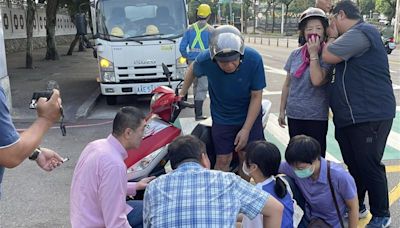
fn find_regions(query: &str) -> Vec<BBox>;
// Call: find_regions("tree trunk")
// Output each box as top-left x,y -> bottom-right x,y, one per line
26,0 -> 35,68
45,0 -> 60,60
271,5 -> 276,33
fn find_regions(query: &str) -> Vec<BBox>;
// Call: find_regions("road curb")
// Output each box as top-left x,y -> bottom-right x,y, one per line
75,87 -> 101,119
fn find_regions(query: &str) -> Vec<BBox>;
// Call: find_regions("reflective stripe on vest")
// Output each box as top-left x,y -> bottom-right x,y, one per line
190,23 -> 208,51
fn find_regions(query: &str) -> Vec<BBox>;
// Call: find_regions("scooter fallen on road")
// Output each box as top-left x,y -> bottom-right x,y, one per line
124,63 -> 272,181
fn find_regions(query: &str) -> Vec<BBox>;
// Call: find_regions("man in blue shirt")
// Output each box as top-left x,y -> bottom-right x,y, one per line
143,135 -> 283,228
179,25 -> 266,175
0,87 -> 64,199
179,4 -> 213,120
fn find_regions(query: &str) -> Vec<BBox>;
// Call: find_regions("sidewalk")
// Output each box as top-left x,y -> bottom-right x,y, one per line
6,45 -> 100,122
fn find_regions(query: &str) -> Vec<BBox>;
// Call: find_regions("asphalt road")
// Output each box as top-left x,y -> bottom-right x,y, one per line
0,41 -> 399,227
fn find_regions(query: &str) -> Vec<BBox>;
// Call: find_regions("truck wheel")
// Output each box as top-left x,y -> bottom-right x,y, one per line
106,96 -> 117,105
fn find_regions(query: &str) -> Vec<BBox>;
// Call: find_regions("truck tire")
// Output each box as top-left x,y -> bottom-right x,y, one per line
106,96 -> 117,105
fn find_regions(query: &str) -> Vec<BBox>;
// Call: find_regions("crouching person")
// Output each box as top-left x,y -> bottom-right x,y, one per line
70,107 -> 154,228
280,135 -> 359,228
143,135 -> 283,228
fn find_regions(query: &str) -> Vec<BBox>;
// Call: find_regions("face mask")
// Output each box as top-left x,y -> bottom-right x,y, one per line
294,165 -> 315,179
242,163 -> 252,176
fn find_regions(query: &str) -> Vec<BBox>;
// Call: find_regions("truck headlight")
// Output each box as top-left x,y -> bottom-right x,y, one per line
99,57 -> 114,71
101,72 -> 116,82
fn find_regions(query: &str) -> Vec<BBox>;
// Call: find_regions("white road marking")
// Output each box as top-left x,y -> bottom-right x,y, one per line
267,114 -> 341,163
264,65 -> 287,75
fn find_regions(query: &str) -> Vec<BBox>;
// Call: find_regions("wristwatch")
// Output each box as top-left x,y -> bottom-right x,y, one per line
29,148 -> 42,161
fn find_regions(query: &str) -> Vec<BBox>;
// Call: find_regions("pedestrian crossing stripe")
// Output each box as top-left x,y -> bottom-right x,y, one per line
266,113 -> 400,162
178,112 -> 400,162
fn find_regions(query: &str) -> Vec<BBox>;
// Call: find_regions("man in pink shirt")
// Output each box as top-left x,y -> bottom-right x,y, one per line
70,106 -> 154,228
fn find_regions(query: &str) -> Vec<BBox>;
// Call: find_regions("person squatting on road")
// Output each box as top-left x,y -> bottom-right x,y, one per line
70,107 -> 154,228
322,1 -> 396,227
280,135 -> 359,228
179,4 -> 213,120
279,7 -> 333,157
143,135 -> 284,228
241,141 -> 298,228
179,25 -> 266,177
0,87 -> 64,199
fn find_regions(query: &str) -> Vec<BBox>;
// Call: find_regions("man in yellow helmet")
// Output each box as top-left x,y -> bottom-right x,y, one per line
179,4 -> 213,121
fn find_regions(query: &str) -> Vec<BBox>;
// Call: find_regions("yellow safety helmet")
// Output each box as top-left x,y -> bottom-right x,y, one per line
110,26 -> 124,37
197,4 -> 211,18
144,25 -> 159,35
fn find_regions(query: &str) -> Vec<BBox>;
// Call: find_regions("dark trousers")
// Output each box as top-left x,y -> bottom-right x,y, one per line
335,119 -> 393,217
288,118 -> 328,157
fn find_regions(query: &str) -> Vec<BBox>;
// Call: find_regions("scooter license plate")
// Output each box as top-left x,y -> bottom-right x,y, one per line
388,43 -> 396,49
136,85 -> 155,94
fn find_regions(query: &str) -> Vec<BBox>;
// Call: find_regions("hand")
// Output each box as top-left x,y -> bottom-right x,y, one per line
234,128 -> 250,152
36,89 -> 62,123
307,35 -> 321,58
36,147 -> 64,171
136,176 -> 156,191
327,22 -> 339,39
278,112 -> 286,128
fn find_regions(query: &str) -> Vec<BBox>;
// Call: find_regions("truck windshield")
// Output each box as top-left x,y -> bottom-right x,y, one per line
96,0 -> 187,40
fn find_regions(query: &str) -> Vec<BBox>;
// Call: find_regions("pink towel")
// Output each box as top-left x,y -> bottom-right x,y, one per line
293,45 -> 310,78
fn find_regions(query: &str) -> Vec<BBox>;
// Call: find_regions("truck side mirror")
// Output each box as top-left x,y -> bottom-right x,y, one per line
75,13 -> 87,35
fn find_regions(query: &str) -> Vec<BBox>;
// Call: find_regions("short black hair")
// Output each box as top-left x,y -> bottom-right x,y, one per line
168,135 -> 206,169
332,0 -> 361,20
245,141 -> 281,178
244,141 -> 287,198
285,135 -> 321,165
112,106 -> 145,136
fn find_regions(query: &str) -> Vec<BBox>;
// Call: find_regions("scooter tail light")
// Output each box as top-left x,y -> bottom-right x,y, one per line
127,147 -> 165,173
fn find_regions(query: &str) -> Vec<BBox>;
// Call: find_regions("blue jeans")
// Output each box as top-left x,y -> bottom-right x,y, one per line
127,200 -> 143,228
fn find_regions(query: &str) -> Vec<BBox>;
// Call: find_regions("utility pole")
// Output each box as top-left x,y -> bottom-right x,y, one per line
394,0 -> 400,42
240,0 -> 243,32
280,3 -> 284,34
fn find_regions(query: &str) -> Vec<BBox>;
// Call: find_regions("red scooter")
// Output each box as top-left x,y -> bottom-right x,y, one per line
124,63 -> 272,180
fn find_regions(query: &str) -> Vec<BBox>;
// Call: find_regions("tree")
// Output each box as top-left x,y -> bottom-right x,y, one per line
376,0 -> 397,23
288,0 -> 314,14
45,0 -> 61,60
280,0 -> 295,27
26,0 -> 36,68
359,0 -> 375,16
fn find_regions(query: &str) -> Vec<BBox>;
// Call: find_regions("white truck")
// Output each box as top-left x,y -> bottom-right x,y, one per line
88,0 -> 188,105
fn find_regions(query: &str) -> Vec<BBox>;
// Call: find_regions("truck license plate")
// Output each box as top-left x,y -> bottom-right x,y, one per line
136,85 -> 155,94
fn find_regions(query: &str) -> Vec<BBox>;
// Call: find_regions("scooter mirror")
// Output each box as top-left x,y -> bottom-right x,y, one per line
161,63 -> 172,88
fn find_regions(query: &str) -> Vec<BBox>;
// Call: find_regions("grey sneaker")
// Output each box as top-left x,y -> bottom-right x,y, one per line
366,216 -> 391,228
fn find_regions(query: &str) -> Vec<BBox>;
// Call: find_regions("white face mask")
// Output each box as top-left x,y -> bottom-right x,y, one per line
242,163 -> 252,176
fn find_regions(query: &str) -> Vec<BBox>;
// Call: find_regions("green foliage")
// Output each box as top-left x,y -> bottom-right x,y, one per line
289,0 -> 314,14
375,0 -> 396,21
359,0 -> 375,15
187,0 -> 215,24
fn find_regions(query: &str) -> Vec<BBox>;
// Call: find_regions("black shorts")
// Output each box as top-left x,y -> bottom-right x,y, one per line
211,114 -> 265,155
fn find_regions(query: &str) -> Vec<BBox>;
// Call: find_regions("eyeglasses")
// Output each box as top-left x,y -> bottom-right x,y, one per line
329,13 -> 338,20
